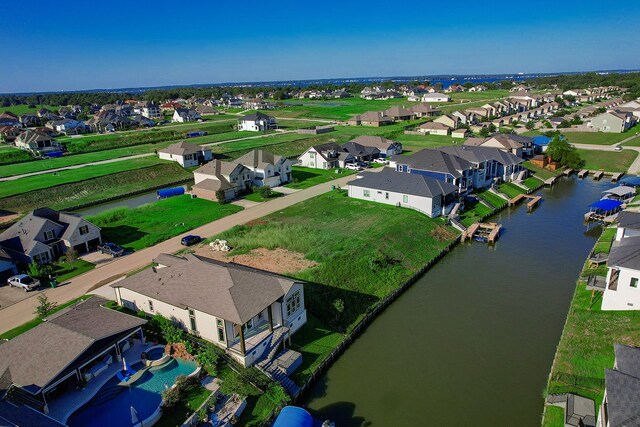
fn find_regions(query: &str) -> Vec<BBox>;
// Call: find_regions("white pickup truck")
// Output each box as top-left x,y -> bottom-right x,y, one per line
7,274 -> 40,292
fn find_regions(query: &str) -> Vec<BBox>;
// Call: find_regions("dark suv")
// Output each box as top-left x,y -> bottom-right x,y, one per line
181,235 -> 202,246
97,242 -> 125,257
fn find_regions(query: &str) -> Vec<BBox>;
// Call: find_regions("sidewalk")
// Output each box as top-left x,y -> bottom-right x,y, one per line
0,173 -> 361,335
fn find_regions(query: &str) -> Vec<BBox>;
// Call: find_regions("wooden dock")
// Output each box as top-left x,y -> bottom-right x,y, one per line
563,168 -> 574,176
509,193 -> 542,211
462,222 -> 502,243
612,172 -> 624,182
578,170 -> 589,178
544,176 -> 559,186
593,171 -> 604,181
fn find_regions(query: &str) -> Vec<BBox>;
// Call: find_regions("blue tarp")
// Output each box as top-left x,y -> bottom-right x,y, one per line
619,176 -> 640,187
46,151 -> 64,158
532,136 -> 551,146
157,187 -> 185,199
589,199 -> 623,211
273,407 -> 313,427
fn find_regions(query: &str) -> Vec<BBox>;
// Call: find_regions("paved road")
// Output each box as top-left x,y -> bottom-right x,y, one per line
0,173 -> 361,335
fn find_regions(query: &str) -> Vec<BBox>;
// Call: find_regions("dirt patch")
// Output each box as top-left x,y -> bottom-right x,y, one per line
195,246 -> 318,275
245,219 -> 268,226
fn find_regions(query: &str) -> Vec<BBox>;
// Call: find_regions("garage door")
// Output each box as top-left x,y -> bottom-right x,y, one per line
0,267 -> 16,283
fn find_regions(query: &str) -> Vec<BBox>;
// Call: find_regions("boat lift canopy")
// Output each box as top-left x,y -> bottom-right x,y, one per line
619,176 -> 640,187
588,199 -> 624,214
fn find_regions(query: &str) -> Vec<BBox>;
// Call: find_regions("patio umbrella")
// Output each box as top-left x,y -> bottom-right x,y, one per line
131,405 -> 141,426
123,357 -> 127,372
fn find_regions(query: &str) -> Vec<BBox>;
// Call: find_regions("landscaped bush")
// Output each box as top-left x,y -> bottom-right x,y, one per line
161,375 -> 200,409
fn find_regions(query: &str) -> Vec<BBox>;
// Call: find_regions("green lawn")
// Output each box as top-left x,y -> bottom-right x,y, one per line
575,149 -> 638,173
448,90 -> 509,101
523,161 -> 561,180
497,182 -> 526,199
0,156 -> 165,198
0,295 -> 92,340
285,167 -> 356,190
475,189 -> 508,208
0,146 -> 32,166
290,313 -> 345,385
155,384 -> 211,427
563,131 -> 637,146
459,199 -> 493,227
244,191 -> 284,202
1,163 -> 193,214
394,133 -> 464,152
214,190 -> 457,332
523,176 -> 544,190
542,227 -> 640,426
51,259 -> 95,282
1,104 -> 57,116
88,195 -> 243,251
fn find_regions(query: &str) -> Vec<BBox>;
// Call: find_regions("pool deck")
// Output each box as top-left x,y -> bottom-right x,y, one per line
47,341 -> 149,424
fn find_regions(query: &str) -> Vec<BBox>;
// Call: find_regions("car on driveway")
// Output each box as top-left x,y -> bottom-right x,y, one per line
7,274 -> 40,292
98,242 -> 125,257
345,163 -> 362,171
181,235 -> 202,246
373,158 -> 388,164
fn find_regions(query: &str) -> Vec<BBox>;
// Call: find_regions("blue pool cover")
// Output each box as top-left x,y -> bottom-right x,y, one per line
619,176 -> 640,187
157,187 -> 185,199
589,199 -> 623,211
274,406 -> 313,427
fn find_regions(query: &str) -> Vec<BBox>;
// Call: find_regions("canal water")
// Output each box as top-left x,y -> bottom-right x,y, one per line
303,176 -> 612,426
74,184 -> 188,216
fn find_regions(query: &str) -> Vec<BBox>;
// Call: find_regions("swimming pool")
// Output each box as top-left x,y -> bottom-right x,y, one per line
66,358 -> 198,427
146,347 -> 165,361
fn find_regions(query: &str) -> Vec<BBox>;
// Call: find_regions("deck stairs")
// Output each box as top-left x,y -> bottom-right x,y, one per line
256,327 -> 300,397
4,385 -> 46,412
449,217 -> 466,232
447,202 -> 462,219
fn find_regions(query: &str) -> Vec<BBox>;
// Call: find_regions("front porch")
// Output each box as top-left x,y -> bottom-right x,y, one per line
46,337 -> 149,423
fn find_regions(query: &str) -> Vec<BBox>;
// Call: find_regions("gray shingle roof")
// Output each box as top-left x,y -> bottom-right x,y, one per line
112,254 -> 300,325
391,149 -> 472,178
159,141 -> 208,156
439,145 -> 524,167
239,112 -> 273,121
348,168 -> 458,198
0,296 -> 145,394
340,141 -> 380,158
618,212 -> 640,230
349,135 -> 399,151
608,236 -> 640,270
605,366 -> 640,426
235,149 -> 285,169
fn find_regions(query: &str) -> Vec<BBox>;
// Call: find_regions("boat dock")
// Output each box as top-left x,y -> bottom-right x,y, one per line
544,176 -> 559,186
563,168 -> 574,176
509,194 -> 543,211
462,222 -> 502,244
612,172 -> 624,182
593,171 -> 604,180
578,170 -> 589,178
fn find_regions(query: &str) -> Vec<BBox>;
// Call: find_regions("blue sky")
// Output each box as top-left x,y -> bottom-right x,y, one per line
2,0 -> 640,93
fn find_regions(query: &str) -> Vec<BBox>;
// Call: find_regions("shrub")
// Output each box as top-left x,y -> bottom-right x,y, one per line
64,247 -> 78,264
195,342 -> 222,375
257,185 -> 272,199
34,294 -> 57,318
154,314 -> 183,344
220,370 -> 255,397
215,189 -> 227,204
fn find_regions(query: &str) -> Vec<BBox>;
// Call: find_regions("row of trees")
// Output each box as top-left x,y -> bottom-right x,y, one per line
529,71 -> 640,101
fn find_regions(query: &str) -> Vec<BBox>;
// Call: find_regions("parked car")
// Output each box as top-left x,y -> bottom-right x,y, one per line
181,235 -> 202,246
7,274 -> 40,292
615,146 -> 623,151
98,242 -> 125,257
358,161 -> 372,168
373,158 -> 388,164
345,163 -> 362,171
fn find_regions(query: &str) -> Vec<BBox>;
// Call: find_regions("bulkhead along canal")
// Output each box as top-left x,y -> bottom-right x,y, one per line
303,176 -> 611,426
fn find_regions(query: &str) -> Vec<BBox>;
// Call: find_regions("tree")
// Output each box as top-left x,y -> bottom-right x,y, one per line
558,120 -> 571,128
65,247 -> 78,264
525,121 -> 536,130
257,185 -> 272,199
154,314 -> 183,344
196,342 -> 222,375
332,299 -> 344,322
479,127 -> 490,137
547,136 -> 583,169
215,189 -> 227,205
27,261 -> 52,280
34,294 -> 57,318
462,82 -> 473,89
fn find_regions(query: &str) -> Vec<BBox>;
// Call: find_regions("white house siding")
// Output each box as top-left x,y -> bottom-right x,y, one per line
298,149 -> 331,169
602,266 -> 640,310
348,184 -> 439,218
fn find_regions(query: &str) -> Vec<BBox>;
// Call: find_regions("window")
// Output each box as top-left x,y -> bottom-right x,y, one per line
385,192 -> 389,200
286,290 -> 301,317
148,300 -> 154,312
243,319 -> 254,333
631,278 -> 639,288
33,252 -> 49,264
188,309 -> 197,332
43,230 -> 55,241
363,189 -> 370,197
217,319 -> 225,343
403,195 -> 408,203
79,225 -> 89,235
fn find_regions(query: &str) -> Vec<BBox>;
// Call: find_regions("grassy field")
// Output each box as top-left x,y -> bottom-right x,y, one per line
88,195 -> 243,251
394,133 -> 464,152
459,199 -> 493,227
448,89 -> 509,101
523,176 -> 544,190
0,145 -> 32,166
542,227 -> 640,425
0,156 -> 165,198
244,191 -> 284,202
52,259 -> 95,282
1,104 -> 57,116
276,97 -> 419,120
564,131 -> 638,146
286,167 -> 356,190
475,189 -> 508,208
0,163 -> 193,214
575,149 -> 638,173
523,160 -> 562,180
213,190 -> 457,332
497,182 -> 526,199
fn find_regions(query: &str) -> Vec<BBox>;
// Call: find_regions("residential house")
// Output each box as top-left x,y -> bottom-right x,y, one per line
0,126 -> 21,143
421,93 -> 451,103
172,108 -> 201,123
409,103 -> 440,118
87,111 -> 135,133
158,141 -> 213,167
416,121 -> 451,136
439,145 -> 525,188
192,159 -> 252,201
452,110 -> 476,125
0,112 -> 21,127
465,133 -> 533,157
347,168 -> 458,218
340,141 -> 380,162
14,129 -> 60,153
434,114 -> 459,129
383,106 -> 415,121
346,111 -> 393,127
0,296 -> 146,421
133,101 -> 161,119
0,247 -> 18,282
589,111 -> 636,133
297,142 -> 354,169
20,113 -> 40,127
620,99 -> 640,110
235,149 -> 293,187
596,344 -> 640,427
112,253 -> 307,368
391,148 -> 475,194
46,118 -> 83,133
349,135 -> 402,157
237,112 -> 277,131
445,84 -> 465,93
195,105 -> 219,115
0,207 -> 102,266
452,128 -> 471,139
